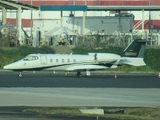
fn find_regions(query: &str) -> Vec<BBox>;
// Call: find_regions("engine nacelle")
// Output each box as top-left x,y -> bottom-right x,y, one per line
88,53 -> 121,63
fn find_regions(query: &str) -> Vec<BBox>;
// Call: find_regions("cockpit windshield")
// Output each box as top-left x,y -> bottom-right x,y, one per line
23,56 -> 38,61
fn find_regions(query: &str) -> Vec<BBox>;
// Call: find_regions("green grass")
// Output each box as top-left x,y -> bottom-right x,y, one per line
22,107 -> 160,120
107,65 -> 156,73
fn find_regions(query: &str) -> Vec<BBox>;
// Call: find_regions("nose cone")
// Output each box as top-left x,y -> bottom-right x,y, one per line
3,62 -> 20,70
3,64 -> 12,70
3,60 -> 24,70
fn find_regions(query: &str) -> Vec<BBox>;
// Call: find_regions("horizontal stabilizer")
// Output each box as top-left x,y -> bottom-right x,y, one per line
120,57 -> 146,66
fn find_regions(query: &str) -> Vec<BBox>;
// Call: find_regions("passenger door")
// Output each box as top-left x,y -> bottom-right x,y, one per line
40,56 -> 47,65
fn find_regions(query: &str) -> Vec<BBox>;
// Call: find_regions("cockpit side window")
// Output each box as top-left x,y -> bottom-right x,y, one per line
23,56 -> 38,61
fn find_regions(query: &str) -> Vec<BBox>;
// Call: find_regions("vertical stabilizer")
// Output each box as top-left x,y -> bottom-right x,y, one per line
122,39 -> 147,58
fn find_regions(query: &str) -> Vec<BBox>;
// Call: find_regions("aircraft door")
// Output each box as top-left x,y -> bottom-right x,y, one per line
40,56 -> 47,65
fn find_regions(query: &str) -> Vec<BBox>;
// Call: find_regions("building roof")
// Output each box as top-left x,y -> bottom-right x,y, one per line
40,5 -> 160,11
0,0 -> 39,10
87,6 -> 160,11
16,0 -> 160,6
40,6 -> 87,11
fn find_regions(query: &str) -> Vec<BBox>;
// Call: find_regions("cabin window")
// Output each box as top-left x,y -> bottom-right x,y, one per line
50,59 -> 53,62
67,59 -> 70,63
56,59 -> 59,62
62,59 -> 64,63
73,59 -> 76,63
23,56 -> 38,61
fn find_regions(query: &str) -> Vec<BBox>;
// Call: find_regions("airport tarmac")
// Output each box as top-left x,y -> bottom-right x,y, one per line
0,71 -> 160,88
0,87 -> 160,106
0,71 -> 160,107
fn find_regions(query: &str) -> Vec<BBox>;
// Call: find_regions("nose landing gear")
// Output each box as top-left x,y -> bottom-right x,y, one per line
18,72 -> 23,78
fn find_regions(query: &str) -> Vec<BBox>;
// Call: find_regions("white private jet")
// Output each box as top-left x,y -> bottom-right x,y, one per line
3,39 -> 147,77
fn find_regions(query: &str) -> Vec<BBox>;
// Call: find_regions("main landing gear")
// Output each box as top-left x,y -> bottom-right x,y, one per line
76,71 -> 82,77
85,70 -> 91,77
76,70 -> 91,77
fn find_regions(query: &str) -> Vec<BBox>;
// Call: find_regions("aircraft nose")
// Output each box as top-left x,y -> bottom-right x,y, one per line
3,64 -> 15,70
3,61 -> 23,70
3,65 -> 10,69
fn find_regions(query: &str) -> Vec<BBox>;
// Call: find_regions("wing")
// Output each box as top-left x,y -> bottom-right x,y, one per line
65,58 -> 124,71
65,64 -> 108,71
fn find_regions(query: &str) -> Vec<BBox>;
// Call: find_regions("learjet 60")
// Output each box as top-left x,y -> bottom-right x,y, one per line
3,39 -> 147,77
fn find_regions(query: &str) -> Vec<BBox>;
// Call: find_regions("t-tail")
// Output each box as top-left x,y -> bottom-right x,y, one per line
119,39 -> 148,66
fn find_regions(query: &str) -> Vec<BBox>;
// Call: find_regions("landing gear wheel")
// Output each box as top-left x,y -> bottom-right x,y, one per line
85,70 -> 91,77
18,72 -> 23,78
77,71 -> 82,77
85,75 -> 90,77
